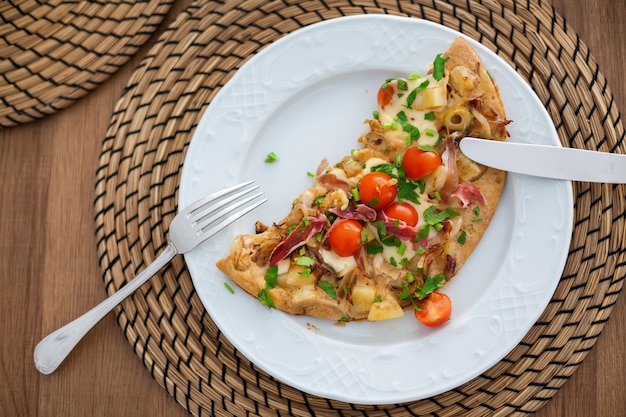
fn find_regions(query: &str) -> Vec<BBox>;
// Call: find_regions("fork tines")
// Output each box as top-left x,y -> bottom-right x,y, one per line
187,181 -> 266,237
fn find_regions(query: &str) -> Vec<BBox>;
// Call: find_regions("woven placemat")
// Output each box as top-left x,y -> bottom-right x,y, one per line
94,0 -> 625,415
0,0 -> 175,128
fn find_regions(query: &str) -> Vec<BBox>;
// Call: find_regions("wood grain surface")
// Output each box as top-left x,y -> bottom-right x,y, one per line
1,1 -> 624,416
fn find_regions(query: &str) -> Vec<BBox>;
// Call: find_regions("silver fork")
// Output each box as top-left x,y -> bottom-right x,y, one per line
34,181 -> 266,375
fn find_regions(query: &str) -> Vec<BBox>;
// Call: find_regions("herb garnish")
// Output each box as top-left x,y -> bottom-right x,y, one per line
258,265 -> 278,308
405,79 -> 430,108
224,282 -> 235,294
423,206 -> 460,230
265,152 -> 279,163
318,280 -> 337,299
395,111 -> 421,141
457,230 -> 467,244
415,274 -> 446,300
365,241 -> 384,254
258,289 -> 276,308
264,265 -> 278,289
433,54 -> 450,81
399,281 -> 411,300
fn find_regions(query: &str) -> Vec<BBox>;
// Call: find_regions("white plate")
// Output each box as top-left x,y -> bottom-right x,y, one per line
179,15 -> 573,404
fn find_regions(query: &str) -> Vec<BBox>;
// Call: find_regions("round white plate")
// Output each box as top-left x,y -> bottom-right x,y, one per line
179,15 -> 573,405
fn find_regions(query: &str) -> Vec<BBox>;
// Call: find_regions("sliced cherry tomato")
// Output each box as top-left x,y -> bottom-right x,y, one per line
383,202 -> 419,227
327,219 -> 363,257
413,292 -> 452,327
402,146 -> 442,180
377,81 -> 396,109
359,172 -> 397,210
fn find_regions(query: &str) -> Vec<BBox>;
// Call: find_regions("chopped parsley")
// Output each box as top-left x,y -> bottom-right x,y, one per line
264,265 -> 278,289
405,79 -> 430,108
318,280 -> 337,299
458,230 -> 467,244
265,151 -> 279,163
370,162 -> 422,205
395,111 -> 421,140
365,241 -> 384,254
381,78 -> 396,90
258,289 -> 275,308
423,206 -> 460,228
397,180 -> 421,205
258,265 -> 278,308
294,255 -> 315,267
399,281 -> 411,300
396,79 -> 409,91
472,205 -> 483,222
418,145 -> 438,153
415,274 -> 446,300
433,54 -> 450,81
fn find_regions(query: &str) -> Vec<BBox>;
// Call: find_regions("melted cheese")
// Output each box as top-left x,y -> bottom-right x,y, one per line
319,248 -> 357,276
377,75 -> 443,148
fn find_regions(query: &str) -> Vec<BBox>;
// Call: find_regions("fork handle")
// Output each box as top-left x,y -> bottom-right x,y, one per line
34,243 -> 178,375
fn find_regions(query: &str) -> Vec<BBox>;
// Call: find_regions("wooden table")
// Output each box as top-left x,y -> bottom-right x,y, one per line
1,1 -> 624,416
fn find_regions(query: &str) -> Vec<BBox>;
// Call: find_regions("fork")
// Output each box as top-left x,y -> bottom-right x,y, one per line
34,181 -> 266,375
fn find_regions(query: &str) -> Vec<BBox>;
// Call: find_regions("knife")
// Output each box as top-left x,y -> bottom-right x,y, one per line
459,137 -> 626,183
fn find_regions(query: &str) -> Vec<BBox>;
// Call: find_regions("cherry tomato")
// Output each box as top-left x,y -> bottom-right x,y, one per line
327,219 -> 363,257
413,292 -> 452,327
359,172 -> 397,210
402,146 -> 442,180
383,202 -> 419,227
377,82 -> 396,109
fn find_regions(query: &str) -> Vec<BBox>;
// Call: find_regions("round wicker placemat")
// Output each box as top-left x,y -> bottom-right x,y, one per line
0,0 -> 175,128
94,0 -> 626,415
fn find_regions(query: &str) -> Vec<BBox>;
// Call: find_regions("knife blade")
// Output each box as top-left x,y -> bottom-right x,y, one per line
459,137 -> 626,183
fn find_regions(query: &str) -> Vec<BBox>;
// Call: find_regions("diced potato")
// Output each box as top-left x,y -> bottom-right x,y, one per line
415,84 -> 447,110
457,152 -> 486,182
367,296 -> 405,321
277,264 -> 316,288
351,284 -> 376,315
449,66 -> 478,93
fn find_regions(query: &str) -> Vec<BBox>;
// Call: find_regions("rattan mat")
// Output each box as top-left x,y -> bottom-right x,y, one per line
0,0 -> 175,128
94,0 -> 626,415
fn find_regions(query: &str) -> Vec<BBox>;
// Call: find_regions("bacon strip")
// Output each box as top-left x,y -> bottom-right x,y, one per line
378,210 -> 419,240
315,158 -> 352,193
329,204 -> 377,222
439,134 -> 459,201
269,214 -> 328,266
451,182 -> 486,208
